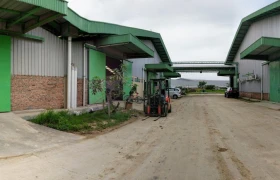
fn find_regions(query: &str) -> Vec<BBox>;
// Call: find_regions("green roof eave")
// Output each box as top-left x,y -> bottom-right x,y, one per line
163,72 -> 181,78
225,1 -> 280,64
240,37 -> 280,61
218,70 -> 235,76
145,64 -> 173,72
97,34 -> 154,58
17,0 -> 68,15
63,8 -> 171,63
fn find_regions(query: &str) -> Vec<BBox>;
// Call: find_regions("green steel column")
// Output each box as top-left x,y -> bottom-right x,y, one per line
123,61 -> 133,99
0,35 -> 11,112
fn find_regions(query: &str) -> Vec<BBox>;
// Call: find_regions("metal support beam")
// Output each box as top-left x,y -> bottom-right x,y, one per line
7,7 -> 41,28
172,61 -> 225,64
0,30 -> 44,41
0,7 -> 38,18
24,13 -> 61,33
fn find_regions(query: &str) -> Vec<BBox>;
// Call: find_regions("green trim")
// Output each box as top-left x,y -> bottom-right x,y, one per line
97,34 -> 154,58
17,0 -> 68,15
7,7 -> 41,28
0,30 -> 44,41
0,35 -> 11,112
225,1 -> 280,64
217,70 -> 235,76
63,8 -> 171,63
163,72 -> 181,78
145,64 -> 173,72
240,37 -> 280,60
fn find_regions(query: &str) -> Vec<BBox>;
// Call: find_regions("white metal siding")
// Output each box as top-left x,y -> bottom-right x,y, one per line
232,15 -> 280,93
12,27 -> 67,77
130,40 -> 162,78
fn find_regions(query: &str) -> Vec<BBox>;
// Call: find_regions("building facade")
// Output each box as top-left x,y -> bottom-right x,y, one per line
224,1 -> 280,102
0,0 -> 172,112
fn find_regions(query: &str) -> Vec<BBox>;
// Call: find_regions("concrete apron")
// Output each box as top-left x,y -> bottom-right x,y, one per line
0,102 -> 142,158
0,112 -> 83,158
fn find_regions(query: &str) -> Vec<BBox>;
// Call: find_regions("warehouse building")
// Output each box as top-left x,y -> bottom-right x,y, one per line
225,1 -> 280,102
0,0 -> 173,112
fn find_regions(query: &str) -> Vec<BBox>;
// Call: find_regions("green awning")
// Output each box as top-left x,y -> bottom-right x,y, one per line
96,34 -> 154,58
240,37 -> 280,61
217,70 -> 235,76
145,64 -> 173,72
163,72 -> 181,78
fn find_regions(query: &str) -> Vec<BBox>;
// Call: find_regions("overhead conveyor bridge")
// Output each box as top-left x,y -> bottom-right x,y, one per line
170,61 -> 239,88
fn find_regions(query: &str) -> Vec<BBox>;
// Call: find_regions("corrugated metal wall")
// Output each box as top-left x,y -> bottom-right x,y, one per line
130,40 -> 162,78
232,15 -> 280,93
12,27 -> 67,77
72,42 -> 88,79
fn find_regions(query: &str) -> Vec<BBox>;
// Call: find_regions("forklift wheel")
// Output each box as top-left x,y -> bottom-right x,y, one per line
168,105 -> 172,113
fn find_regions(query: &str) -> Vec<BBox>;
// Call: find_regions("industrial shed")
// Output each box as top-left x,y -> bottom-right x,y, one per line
0,0 -> 172,112
225,1 -> 280,102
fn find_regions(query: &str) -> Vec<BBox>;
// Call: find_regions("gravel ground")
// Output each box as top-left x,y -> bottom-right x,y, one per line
1,95 -> 280,180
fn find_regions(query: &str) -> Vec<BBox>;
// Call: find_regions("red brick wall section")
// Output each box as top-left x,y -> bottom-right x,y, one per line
240,91 -> 269,101
77,79 -> 88,107
12,75 -> 65,111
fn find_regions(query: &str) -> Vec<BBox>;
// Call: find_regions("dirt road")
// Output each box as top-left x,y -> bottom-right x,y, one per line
1,95 -> 280,180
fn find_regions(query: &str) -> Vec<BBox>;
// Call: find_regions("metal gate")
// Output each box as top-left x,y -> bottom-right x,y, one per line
270,61 -> 280,102
88,49 -> 106,104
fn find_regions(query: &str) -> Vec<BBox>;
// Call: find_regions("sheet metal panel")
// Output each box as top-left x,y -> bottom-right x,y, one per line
233,15 -> 280,93
72,42 -> 85,78
130,40 -> 162,79
12,27 -> 67,77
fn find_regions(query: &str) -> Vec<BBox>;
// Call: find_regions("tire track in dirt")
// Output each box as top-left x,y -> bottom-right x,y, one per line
201,97 -> 252,180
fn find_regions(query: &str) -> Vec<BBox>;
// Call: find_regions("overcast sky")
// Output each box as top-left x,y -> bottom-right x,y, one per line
67,0 -> 277,80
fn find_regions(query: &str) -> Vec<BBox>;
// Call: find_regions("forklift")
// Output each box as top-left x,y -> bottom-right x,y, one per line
143,78 -> 172,117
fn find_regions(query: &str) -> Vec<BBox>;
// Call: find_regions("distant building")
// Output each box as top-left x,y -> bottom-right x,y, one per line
171,78 -> 229,88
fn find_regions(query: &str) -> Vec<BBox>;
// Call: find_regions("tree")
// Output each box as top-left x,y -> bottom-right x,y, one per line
205,85 -> 215,90
89,64 -> 128,117
198,81 -> 207,89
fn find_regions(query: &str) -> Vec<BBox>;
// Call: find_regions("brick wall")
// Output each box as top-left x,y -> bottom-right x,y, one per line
240,91 -> 269,101
77,79 -> 88,107
11,75 -> 65,111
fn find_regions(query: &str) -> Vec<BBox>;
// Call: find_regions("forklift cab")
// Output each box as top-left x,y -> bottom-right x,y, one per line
144,79 -> 171,117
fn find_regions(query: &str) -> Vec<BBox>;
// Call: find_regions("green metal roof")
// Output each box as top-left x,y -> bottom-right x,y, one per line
225,1 -> 280,65
96,34 -> 154,58
18,0 -> 67,15
63,8 -> 171,63
0,0 -> 67,34
217,70 -> 235,76
145,64 -> 173,72
163,72 -> 181,78
240,37 -> 280,61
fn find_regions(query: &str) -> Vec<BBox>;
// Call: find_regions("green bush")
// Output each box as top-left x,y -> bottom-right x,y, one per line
30,109 -> 134,132
205,85 -> 215,90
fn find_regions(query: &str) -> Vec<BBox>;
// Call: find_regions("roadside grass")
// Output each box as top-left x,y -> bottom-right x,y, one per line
187,89 -> 225,94
30,108 -> 141,133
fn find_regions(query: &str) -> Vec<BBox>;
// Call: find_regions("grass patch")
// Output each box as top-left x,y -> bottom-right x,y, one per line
187,89 -> 225,94
30,108 -> 141,133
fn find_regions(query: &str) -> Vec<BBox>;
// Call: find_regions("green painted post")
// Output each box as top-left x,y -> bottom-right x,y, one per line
0,35 -> 11,112
123,61 -> 132,99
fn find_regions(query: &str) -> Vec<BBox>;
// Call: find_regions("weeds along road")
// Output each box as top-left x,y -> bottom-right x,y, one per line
1,95 -> 280,180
